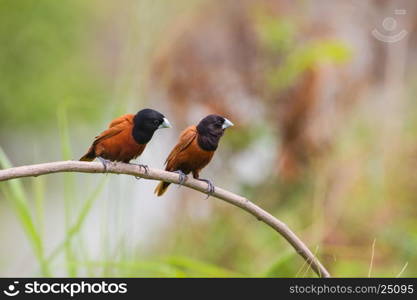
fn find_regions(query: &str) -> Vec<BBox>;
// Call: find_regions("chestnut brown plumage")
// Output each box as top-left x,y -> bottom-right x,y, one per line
154,114 -> 233,196
80,109 -> 171,164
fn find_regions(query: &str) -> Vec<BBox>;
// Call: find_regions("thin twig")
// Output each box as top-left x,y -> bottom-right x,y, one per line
368,238 -> 376,278
303,246 -> 320,278
0,160 -> 331,277
396,262 -> 408,278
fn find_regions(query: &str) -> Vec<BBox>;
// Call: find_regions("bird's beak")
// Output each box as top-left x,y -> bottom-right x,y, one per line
222,118 -> 234,129
159,117 -> 172,129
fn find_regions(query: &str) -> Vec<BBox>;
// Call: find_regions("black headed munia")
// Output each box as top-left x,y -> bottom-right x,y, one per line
80,109 -> 171,169
154,114 -> 233,196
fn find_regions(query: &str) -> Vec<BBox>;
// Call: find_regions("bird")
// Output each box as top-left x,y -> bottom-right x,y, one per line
80,108 -> 171,171
154,114 -> 233,196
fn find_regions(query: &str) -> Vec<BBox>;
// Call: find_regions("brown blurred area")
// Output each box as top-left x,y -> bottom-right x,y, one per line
150,0 -> 417,180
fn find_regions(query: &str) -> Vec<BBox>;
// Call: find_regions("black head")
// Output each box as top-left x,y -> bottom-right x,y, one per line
132,109 -> 171,144
196,114 -> 234,151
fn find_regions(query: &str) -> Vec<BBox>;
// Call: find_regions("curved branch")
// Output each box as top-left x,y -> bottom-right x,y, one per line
0,160 -> 330,277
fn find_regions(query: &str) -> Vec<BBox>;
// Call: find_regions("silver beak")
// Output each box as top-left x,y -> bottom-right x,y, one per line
222,118 -> 234,129
159,117 -> 172,129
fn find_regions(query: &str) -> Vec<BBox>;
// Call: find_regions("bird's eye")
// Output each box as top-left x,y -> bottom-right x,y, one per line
153,120 -> 160,125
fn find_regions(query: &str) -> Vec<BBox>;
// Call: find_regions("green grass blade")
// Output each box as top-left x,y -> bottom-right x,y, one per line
57,106 -> 77,276
47,177 -> 107,263
32,176 -> 45,238
164,256 -> 243,277
263,250 -> 296,277
0,147 -> 50,276
71,260 -> 187,277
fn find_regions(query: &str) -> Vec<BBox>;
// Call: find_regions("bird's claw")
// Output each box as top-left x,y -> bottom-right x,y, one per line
138,164 -> 150,175
198,179 -> 215,198
98,157 -> 111,173
131,163 -> 149,180
174,170 -> 187,188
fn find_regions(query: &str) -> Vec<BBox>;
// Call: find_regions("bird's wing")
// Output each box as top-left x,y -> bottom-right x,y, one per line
108,114 -> 134,128
165,125 -> 197,170
93,114 -> 134,146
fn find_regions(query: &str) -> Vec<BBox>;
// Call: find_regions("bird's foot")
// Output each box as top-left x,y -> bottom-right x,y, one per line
198,178 -> 215,198
138,164 -> 150,175
174,170 -> 187,188
98,157 -> 111,173
131,163 -> 149,179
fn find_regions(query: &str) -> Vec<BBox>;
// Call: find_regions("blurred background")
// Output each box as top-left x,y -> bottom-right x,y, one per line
1,0 -> 417,277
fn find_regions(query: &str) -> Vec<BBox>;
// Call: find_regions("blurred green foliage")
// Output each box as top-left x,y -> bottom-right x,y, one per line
267,41 -> 351,92
0,146 -> 49,275
254,11 -> 351,93
0,0 -> 106,128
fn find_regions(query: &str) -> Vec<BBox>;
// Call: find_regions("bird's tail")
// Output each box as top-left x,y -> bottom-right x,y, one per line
154,181 -> 171,197
79,147 -> 96,162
